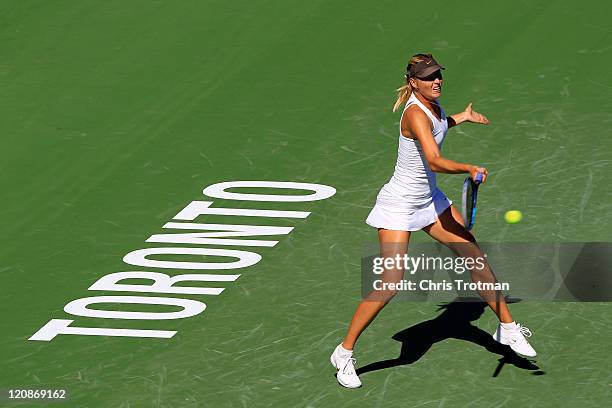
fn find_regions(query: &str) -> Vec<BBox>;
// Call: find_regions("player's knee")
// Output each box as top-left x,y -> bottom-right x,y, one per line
368,287 -> 399,302
450,240 -> 482,260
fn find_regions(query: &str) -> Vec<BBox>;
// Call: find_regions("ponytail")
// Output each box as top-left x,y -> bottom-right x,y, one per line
392,82 -> 412,112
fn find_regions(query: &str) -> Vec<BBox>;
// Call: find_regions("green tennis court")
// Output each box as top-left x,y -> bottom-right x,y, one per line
2,0 -> 611,406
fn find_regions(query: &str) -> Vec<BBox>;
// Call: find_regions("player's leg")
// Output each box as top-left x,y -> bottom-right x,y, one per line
423,205 -> 512,321
331,228 -> 410,388
423,205 -> 536,357
342,228 -> 409,349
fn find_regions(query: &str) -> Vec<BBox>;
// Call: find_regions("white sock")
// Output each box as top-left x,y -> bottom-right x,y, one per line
337,343 -> 353,357
501,321 -> 517,330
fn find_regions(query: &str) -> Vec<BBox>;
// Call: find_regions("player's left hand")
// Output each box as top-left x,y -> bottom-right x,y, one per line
464,103 -> 490,125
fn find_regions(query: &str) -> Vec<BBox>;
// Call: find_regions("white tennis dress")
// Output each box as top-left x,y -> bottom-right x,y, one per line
366,93 -> 452,231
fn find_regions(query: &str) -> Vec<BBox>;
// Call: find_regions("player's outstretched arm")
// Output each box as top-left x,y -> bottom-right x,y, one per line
448,103 -> 490,128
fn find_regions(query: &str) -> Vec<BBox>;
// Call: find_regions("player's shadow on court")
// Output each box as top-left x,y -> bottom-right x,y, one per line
357,297 -> 544,378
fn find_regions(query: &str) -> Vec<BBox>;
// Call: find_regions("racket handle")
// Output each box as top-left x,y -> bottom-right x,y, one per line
475,172 -> 484,184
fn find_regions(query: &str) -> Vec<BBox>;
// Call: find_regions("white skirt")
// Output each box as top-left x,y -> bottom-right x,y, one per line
365,187 -> 452,231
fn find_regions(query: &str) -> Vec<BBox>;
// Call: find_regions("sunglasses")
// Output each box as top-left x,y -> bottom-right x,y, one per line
417,70 -> 443,81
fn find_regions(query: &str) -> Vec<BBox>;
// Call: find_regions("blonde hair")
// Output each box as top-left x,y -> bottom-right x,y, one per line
392,53 -> 432,112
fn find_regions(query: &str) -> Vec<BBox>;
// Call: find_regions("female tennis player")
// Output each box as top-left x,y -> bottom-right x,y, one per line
330,53 -> 536,388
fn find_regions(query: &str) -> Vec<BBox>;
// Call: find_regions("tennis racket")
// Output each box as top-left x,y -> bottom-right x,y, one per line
461,172 -> 483,231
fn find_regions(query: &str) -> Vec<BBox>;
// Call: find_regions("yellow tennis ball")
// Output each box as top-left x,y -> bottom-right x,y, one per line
504,210 -> 523,224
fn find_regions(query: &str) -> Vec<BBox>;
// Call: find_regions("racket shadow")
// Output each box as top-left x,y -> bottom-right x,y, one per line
356,297 -> 543,377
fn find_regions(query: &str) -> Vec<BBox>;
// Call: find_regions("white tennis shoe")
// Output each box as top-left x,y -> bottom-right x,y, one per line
330,344 -> 362,388
492,322 -> 537,357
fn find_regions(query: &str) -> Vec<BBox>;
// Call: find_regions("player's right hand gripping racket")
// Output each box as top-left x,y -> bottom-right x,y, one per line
461,172 -> 483,231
